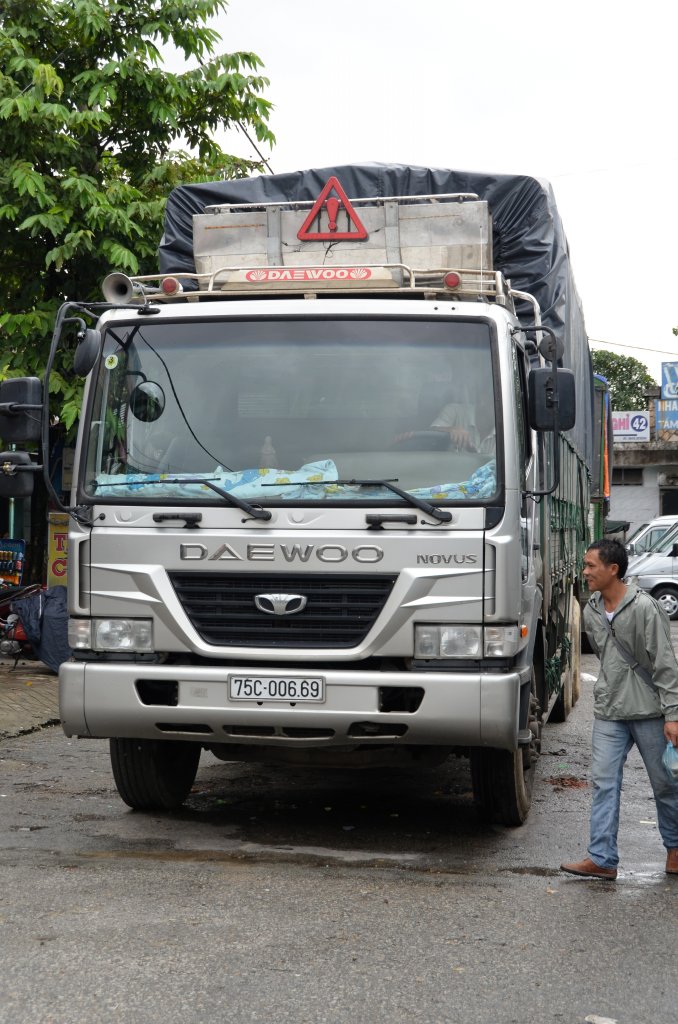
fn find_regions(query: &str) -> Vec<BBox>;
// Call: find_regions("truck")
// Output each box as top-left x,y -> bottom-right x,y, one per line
0,164 -> 609,825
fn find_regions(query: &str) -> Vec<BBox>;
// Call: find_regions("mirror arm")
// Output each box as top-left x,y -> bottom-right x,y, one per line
41,302 -> 79,515
0,460 -> 43,476
514,324 -> 561,497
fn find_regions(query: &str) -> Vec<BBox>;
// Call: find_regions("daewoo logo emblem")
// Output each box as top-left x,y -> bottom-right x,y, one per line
254,593 -> 308,616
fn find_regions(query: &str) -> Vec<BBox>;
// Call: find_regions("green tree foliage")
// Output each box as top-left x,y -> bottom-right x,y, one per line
591,349 -> 656,411
0,0 -> 274,430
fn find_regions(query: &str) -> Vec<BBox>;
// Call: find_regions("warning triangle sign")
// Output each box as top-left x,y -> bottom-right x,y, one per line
297,176 -> 368,241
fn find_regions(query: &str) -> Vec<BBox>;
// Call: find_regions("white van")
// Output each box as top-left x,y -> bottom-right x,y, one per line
625,515 -> 678,556
627,521 -> 678,619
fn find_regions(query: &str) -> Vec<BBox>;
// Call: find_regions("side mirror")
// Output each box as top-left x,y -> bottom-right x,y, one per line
671,543 -> 678,559
0,377 -> 43,443
627,542 -> 636,555
129,381 -> 165,422
528,368 -> 576,431
73,328 -> 102,376
0,451 -> 38,497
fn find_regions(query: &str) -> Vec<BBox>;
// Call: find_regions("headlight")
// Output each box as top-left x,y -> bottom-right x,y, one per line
414,624 -> 521,659
68,618 -> 153,652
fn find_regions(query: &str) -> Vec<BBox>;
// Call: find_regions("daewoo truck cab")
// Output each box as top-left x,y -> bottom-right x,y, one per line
0,164 -> 607,825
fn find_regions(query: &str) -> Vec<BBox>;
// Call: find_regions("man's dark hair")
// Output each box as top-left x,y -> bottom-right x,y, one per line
587,538 -> 628,580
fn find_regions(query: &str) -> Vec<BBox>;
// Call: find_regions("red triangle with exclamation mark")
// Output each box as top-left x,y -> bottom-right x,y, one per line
297,176 -> 369,241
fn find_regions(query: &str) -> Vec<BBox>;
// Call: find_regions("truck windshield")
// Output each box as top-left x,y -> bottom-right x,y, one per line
83,317 -> 499,506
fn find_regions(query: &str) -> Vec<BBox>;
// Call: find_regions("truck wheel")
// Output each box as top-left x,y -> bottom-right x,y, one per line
470,679 -> 539,827
570,601 -> 582,705
550,667 -> 572,723
551,600 -> 580,721
109,738 -> 201,810
653,586 -> 678,620
471,744 -> 535,827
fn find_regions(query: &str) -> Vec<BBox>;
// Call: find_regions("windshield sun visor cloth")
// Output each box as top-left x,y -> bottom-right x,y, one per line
158,163 -> 594,468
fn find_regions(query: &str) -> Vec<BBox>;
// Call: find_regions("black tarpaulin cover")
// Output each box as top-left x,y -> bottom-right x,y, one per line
159,163 -> 593,462
12,585 -> 72,673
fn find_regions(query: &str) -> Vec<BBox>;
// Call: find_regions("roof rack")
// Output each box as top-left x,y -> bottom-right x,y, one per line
102,265 -> 518,306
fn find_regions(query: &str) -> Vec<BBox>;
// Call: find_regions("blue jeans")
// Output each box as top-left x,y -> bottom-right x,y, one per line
588,717 -> 678,868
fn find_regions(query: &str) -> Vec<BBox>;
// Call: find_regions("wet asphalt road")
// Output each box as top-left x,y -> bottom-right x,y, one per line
1,647 -> 677,1024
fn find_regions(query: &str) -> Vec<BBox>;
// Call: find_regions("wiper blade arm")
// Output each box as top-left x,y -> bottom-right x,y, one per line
264,477 -> 452,523
93,477 -> 272,521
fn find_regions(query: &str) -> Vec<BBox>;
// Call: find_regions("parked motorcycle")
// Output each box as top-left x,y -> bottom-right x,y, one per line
0,582 -> 43,664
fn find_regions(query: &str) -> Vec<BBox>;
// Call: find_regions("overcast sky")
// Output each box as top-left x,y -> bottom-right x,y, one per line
165,0 -> 678,383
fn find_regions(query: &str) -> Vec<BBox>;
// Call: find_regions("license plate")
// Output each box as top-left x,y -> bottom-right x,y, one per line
228,675 -> 325,702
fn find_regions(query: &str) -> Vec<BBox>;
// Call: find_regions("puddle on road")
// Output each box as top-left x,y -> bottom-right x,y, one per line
76,844 -> 570,879
79,844 -> 427,869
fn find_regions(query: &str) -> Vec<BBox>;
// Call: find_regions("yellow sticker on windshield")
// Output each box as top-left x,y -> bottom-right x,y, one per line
104,354 -> 118,370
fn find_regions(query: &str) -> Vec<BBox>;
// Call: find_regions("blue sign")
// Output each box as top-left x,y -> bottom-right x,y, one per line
656,399 -> 678,431
661,362 -> 678,400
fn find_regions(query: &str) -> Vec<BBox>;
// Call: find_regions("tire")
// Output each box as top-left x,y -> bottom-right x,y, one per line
652,586 -> 678,620
109,738 -> 201,810
550,665 -> 572,724
471,745 -> 536,827
570,601 -> 582,705
551,599 -> 581,721
470,676 -> 540,827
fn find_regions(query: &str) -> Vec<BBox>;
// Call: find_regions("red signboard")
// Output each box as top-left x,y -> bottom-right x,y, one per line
297,177 -> 368,241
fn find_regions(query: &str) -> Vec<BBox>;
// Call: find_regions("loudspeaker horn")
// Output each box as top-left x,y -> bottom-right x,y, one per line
102,272 -> 140,304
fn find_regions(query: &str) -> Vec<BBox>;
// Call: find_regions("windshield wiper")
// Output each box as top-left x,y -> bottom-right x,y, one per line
91,477 -> 272,521
263,478 -> 452,523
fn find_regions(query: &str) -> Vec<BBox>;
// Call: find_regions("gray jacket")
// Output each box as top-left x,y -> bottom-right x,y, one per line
583,583 -> 678,722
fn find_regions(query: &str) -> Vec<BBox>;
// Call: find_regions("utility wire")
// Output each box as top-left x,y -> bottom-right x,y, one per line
236,122 -> 274,174
589,338 -> 678,358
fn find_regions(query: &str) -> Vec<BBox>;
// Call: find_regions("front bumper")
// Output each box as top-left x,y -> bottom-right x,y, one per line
59,660 -> 529,751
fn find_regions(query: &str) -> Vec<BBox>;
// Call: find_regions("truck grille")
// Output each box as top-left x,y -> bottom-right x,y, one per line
168,571 -> 398,648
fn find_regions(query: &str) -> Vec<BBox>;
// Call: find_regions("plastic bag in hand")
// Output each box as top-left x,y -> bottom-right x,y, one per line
661,741 -> 678,783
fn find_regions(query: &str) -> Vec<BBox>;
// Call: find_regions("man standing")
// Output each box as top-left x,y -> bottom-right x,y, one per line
561,538 -> 678,879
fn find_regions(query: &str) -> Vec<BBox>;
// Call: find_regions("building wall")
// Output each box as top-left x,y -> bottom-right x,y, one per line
610,466 -> 661,536
610,391 -> 678,536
